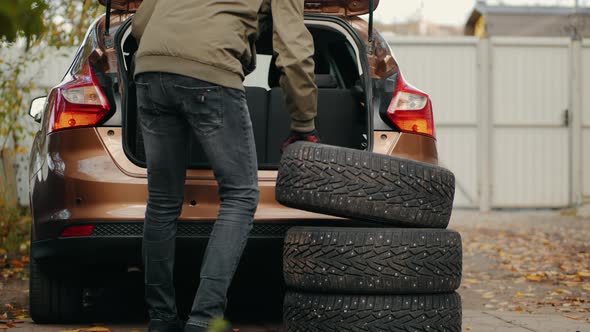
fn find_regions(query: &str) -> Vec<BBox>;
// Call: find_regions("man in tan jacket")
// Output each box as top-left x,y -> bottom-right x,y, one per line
134,0 -> 319,139
132,1 -> 318,331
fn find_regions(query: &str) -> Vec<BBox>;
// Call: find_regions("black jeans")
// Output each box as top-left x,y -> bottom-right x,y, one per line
136,72 -> 259,329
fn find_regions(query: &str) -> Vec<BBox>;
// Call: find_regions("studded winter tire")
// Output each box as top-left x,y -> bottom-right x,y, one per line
284,292 -> 462,332
276,142 -> 455,228
283,227 -> 462,294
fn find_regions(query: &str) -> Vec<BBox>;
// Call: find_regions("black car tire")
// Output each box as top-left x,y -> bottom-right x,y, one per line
29,258 -> 83,323
276,142 -> 455,228
284,227 -> 462,294
284,292 -> 462,332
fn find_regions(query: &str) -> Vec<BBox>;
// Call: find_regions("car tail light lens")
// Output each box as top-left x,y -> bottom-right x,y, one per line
47,61 -> 111,134
387,74 -> 435,138
60,225 -> 95,237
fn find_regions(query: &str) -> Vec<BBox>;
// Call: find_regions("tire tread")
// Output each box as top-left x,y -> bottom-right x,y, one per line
277,143 -> 455,228
283,227 -> 462,294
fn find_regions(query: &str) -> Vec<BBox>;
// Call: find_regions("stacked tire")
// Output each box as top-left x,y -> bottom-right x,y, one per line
277,142 -> 462,332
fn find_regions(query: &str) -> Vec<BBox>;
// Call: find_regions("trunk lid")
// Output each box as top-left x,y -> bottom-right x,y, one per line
98,0 -> 379,16
98,0 -> 141,12
304,0 -> 380,16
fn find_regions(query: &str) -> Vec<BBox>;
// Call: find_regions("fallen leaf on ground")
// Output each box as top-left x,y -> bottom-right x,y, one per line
525,274 -> 545,282
8,261 -> 23,268
464,278 -> 480,284
482,292 -> 495,299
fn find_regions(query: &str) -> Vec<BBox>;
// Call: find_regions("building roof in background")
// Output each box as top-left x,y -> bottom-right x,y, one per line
376,20 -> 463,37
467,3 -> 590,26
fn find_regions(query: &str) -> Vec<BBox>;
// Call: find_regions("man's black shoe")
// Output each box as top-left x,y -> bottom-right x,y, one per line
184,319 -> 232,332
148,318 -> 185,332
183,324 -> 206,332
184,324 -> 233,332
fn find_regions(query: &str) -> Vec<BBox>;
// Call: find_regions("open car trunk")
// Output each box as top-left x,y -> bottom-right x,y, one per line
116,17 -> 369,169
99,0 -> 379,16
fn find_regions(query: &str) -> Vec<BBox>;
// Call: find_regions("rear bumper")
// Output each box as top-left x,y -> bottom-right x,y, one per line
29,128 -> 334,241
31,219 -> 377,262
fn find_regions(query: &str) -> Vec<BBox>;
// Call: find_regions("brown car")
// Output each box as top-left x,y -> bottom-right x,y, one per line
27,0 -> 439,323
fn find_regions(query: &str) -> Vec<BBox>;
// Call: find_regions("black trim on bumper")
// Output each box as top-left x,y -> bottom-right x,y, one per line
89,221 -> 295,238
33,219 -> 380,262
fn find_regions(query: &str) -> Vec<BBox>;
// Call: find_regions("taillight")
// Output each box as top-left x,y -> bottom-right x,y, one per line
387,74 -> 435,138
60,225 -> 95,237
47,61 -> 111,134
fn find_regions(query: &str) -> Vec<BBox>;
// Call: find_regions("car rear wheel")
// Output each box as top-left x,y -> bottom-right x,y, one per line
283,227 -> 462,294
284,292 -> 462,332
276,142 -> 455,228
29,258 -> 83,323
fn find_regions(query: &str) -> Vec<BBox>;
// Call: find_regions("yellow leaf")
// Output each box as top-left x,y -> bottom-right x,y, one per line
464,278 -> 480,284
525,274 -> 544,282
575,271 -> 590,278
516,291 -> 525,297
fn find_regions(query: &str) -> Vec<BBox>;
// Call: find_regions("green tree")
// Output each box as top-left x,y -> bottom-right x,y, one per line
0,0 -> 47,48
43,0 -> 103,48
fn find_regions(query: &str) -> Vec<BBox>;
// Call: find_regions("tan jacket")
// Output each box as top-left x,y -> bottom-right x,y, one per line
133,0 -> 317,132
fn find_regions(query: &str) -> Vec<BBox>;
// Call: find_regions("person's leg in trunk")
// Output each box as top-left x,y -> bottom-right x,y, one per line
159,75 -> 259,330
137,72 -> 189,331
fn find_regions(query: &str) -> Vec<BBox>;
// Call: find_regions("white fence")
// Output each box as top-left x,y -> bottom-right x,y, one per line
583,39 -> 590,199
4,38 -> 589,210
388,36 -> 588,210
